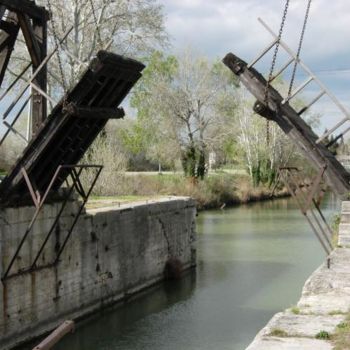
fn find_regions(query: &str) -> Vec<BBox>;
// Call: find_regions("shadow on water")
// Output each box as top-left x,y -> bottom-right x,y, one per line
53,272 -> 197,350
34,194 -> 340,350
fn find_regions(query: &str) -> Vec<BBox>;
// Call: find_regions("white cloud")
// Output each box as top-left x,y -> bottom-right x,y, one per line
162,0 -> 350,132
163,0 -> 350,66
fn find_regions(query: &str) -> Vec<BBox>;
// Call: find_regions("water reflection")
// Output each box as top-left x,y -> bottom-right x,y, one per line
52,194 -> 339,350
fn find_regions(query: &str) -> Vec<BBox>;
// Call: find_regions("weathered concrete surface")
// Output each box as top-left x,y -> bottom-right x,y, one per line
246,201 -> 350,350
0,197 -> 196,349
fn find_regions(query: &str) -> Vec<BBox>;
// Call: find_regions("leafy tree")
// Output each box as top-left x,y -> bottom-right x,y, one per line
130,49 -> 238,179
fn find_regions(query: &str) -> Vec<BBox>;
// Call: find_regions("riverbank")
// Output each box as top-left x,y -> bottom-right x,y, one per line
88,172 -> 289,211
246,201 -> 350,350
53,194 -> 334,350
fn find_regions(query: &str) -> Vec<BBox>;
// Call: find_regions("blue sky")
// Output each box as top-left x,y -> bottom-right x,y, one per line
162,0 -> 350,134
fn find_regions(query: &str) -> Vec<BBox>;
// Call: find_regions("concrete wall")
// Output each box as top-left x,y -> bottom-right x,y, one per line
0,197 -> 196,349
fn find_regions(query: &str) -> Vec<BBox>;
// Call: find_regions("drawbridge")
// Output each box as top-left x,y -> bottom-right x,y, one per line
0,51 -> 144,205
223,19 -> 350,198
223,17 -> 350,258
0,0 -> 145,280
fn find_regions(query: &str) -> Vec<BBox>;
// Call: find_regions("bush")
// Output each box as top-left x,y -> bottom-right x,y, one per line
86,172 -> 289,210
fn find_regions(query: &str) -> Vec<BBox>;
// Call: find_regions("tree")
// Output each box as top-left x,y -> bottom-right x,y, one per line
130,50 -> 238,179
233,87 -> 320,187
10,0 -> 168,94
80,121 -> 128,195
0,117 -> 28,172
2,0 -> 168,177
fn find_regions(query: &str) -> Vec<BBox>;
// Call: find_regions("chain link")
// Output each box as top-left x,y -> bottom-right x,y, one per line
287,0 -> 312,97
46,0 -> 67,93
264,0 -> 290,145
264,0 -> 290,105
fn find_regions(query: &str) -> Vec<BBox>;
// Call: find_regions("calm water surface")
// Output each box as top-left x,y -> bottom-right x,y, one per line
56,195 -> 340,350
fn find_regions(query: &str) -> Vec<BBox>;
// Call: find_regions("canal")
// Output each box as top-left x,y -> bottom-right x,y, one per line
55,195 -> 340,350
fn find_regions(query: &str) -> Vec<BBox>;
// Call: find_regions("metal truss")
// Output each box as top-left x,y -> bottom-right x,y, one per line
249,17 -> 350,144
1,164 -> 102,282
277,166 -> 333,260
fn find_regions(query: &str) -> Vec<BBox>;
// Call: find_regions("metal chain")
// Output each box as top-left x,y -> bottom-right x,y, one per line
89,0 -> 103,48
287,0 -> 312,97
46,0 -> 67,93
264,0 -> 290,145
266,119 -> 270,146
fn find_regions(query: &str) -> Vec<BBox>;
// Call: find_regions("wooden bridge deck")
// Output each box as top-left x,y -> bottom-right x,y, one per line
0,51 -> 144,205
223,52 -> 350,197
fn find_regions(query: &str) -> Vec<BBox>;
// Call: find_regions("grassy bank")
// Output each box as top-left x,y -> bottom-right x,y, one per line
88,172 -> 289,211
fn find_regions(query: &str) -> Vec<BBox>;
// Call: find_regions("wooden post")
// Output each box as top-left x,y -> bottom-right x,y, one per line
31,15 -> 47,137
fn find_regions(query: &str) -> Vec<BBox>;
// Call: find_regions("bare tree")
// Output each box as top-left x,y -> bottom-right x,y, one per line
235,87 -> 320,186
131,49 -> 238,179
1,0 -> 168,179
80,121 -> 128,195
10,0 -> 168,92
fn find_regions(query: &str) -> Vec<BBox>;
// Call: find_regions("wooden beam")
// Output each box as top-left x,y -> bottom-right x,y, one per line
17,13 -> 42,67
63,103 -> 125,119
31,15 -> 48,136
0,0 -> 49,21
223,52 -> 350,196
0,20 -> 18,35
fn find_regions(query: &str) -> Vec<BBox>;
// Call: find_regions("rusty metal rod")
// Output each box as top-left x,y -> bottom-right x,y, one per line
3,26 -> 73,120
55,166 -> 102,263
280,170 -> 331,255
0,62 -> 31,103
30,167 -> 83,269
287,170 -> 333,249
0,94 -> 32,146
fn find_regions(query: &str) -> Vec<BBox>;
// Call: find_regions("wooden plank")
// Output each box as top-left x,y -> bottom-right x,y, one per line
223,52 -> 350,196
31,15 -> 47,136
64,104 -> 125,119
0,0 -> 49,21
17,13 -> 42,66
0,20 -> 18,34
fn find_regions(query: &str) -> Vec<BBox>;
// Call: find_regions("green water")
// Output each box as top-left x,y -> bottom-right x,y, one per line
55,195 -> 340,350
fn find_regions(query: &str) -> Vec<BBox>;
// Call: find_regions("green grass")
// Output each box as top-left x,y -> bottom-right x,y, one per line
290,306 -> 300,315
84,171 -> 289,210
89,195 -> 155,202
331,213 -> 341,247
332,315 -> 350,349
269,328 -> 289,337
315,330 -> 330,340
328,310 -> 346,316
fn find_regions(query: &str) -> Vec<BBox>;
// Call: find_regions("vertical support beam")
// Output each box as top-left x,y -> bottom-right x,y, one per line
31,14 -> 47,137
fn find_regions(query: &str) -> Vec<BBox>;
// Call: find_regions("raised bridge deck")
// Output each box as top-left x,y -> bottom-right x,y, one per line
223,53 -> 350,197
0,51 -> 145,205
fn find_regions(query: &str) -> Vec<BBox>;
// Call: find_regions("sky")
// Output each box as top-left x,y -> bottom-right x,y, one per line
161,0 -> 350,133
